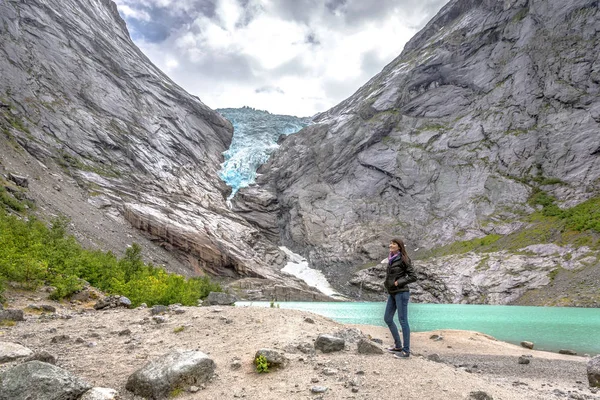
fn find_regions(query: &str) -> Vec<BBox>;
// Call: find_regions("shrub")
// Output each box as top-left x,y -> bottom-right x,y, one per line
0,209 -> 221,306
254,354 -> 269,373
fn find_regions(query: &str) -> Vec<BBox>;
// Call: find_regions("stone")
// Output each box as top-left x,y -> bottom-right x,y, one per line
25,350 -> 58,365
311,386 -> 328,393
427,353 -> 442,363
467,391 -> 494,400
254,349 -> 288,369
150,305 -> 169,315
520,341 -> 534,349
333,328 -> 364,344
0,342 -> 33,363
588,355 -> 600,388
518,356 -> 530,365
558,349 -> 577,356
8,173 -> 28,188
203,292 -> 238,306
357,338 -> 384,354
80,387 -> 120,400
314,334 -> 345,353
0,361 -> 91,400
0,309 -> 25,322
126,350 -> 215,399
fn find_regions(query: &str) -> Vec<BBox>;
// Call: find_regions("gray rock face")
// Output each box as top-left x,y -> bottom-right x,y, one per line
0,0 -> 289,292
0,361 -> 92,400
350,249 -> 580,304
236,0 -> 600,301
589,355 -> 600,387
126,350 -> 215,399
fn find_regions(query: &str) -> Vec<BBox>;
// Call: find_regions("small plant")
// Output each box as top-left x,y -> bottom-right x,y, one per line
269,299 -> 275,308
0,320 -> 16,327
169,387 -> 183,398
173,326 -> 185,333
254,354 -> 269,373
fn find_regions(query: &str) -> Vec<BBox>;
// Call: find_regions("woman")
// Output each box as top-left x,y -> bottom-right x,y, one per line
383,238 -> 417,358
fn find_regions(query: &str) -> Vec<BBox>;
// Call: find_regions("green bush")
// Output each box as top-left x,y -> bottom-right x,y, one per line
254,354 -> 269,373
0,209 -> 221,306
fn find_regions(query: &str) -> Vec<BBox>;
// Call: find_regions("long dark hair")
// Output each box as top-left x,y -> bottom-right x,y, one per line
391,238 -> 410,264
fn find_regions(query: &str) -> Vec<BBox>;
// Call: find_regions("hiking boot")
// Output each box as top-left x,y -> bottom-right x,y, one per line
387,347 -> 403,352
393,350 -> 410,359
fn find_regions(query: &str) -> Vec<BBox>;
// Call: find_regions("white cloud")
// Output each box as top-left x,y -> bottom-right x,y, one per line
117,0 -> 449,116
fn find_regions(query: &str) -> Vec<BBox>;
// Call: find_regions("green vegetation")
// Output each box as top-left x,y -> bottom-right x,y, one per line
0,186 -> 25,212
173,326 -> 185,333
254,354 -> 269,373
0,207 -> 221,306
417,194 -> 600,260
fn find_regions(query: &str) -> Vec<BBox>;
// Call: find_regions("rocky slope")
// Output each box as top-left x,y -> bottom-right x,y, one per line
0,0 -> 333,300
235,0 -> 600,302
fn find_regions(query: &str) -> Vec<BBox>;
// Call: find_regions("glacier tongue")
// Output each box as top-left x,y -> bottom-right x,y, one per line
217,107 -> 310,201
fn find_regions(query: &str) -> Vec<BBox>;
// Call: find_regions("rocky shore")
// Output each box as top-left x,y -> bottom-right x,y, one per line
1,289 -> 599,400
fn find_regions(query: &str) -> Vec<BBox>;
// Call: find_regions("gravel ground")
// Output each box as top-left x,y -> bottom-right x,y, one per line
1,289 -> 599,400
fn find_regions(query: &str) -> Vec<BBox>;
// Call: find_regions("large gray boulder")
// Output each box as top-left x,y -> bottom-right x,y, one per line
0,341 -> 33,363
203,291 -> 238,306
588,355 -> 600,388
0,361 -> 91,400
314,334 -> 345,353
0,309 -> 25,322
254,348 -> 288,369
125,350 -> 215,399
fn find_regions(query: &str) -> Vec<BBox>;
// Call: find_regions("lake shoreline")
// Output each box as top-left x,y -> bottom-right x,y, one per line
238,301 -> 600,357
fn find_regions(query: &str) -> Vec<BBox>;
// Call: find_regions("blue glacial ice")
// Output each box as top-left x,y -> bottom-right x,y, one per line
217,107 -> 311,201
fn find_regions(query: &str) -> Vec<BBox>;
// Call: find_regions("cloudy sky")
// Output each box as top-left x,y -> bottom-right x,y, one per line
115,0 -> 449,117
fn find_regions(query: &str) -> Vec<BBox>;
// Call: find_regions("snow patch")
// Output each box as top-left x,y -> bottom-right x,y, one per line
279,247 -> 343,298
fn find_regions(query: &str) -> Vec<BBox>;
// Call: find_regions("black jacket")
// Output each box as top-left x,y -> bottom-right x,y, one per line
384,254 -> 417,294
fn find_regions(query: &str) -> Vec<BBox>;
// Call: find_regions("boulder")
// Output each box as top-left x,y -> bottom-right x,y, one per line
357,338 -> 384,355
520,341 -> 534,349
203,292 -> 238,306
94,295 -> 132,310
8,173 -> 28,188
80,387 -> 120,400
24,350 -> 57,365
0,342 -> 33,363
125,350 -> 215,399
314,334 -> 345,353
0,361 -> 91,400
254,349 -> 288,369
558,349 -> 577,355
333,328 -> 365,344
588,355 -> 600,388
0,309 -> 25,322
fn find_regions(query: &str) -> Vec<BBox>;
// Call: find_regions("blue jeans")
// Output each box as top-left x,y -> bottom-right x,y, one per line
384,291 -> 410,353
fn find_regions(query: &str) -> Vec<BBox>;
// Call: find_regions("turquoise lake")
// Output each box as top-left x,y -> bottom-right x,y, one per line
238,302 -> 600,356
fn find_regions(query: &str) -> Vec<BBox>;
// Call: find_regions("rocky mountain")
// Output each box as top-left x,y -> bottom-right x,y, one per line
0,0 -> 330,300
234,0 -> 600,303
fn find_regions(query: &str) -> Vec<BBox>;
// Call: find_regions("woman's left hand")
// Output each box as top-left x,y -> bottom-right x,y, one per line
394,281 -> 398,286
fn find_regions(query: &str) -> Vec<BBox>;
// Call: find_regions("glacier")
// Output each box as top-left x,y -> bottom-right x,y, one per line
217,107 -> 311,201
